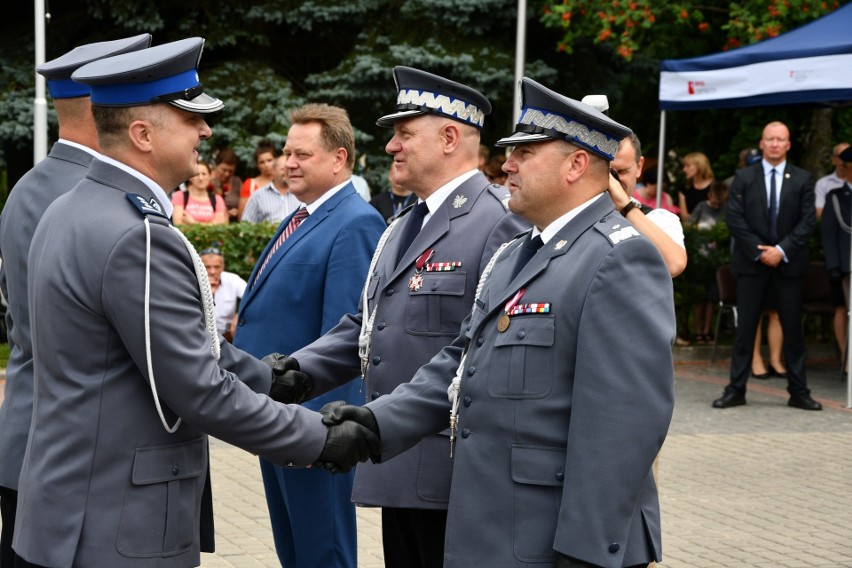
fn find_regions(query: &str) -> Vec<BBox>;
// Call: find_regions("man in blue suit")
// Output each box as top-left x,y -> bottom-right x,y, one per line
233,103 -> 386,568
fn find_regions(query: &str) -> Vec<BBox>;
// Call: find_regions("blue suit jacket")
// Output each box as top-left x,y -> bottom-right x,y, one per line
234,182 -> 386,408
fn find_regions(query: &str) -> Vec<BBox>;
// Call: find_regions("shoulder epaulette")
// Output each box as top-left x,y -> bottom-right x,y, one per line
126,193 -> 170,220
594,214 -> 641,246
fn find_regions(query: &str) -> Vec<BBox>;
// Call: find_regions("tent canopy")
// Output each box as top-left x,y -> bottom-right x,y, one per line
659,3 -> 852,110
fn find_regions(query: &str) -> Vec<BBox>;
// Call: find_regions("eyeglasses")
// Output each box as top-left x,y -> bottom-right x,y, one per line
200,247 -> 222,256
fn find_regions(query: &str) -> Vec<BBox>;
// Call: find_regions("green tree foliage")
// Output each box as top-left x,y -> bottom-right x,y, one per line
0,0 -> 569,193
540,0 -> 840,61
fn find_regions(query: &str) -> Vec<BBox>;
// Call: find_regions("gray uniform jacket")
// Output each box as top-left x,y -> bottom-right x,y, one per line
365,194 -> 675,567
13,159 -> 327,568
293,171 -> 526,508
0,141 -> 94,491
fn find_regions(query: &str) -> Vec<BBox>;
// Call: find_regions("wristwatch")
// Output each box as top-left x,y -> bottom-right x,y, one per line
620,197 -> 642,217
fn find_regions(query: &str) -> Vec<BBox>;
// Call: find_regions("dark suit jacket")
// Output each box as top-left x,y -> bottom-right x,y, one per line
822,183 -> 851,274
726,161 -> 815,277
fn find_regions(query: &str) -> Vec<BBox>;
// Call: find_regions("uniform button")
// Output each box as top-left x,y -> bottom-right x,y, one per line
385,289 -> 394,297
377,322 -> 386,330
466,323 -> 471,331
463,396 -> 472,407
466,366 -> 476,376
608,543 -> 620,553
461,428 -> 470,438
476,337 -> 484,346
371,391 -> 381,401
172,466 -> 180,476
372,356 -> 381,365
517,330 -> 526,339
238,319 -> 245,326
555,471 -> 564,481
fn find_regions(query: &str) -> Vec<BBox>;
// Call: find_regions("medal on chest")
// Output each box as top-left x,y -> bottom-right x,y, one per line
408,249 -> 434,292
499,289 -> 525,333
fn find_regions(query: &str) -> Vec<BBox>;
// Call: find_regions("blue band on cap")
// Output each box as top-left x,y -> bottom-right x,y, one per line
518,106 -> 620,160
89,69 -> 200,106
48,78 -> 91,99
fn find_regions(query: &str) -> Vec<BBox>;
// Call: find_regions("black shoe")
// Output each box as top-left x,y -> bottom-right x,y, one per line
769,365 -> 787,379
788,395 -> 822,411
713,392 -> 747,408
751,370 -> 771,379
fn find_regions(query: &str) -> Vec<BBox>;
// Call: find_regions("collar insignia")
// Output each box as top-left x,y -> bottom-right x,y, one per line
554,239 -> 567,250
452,194 -> 468,209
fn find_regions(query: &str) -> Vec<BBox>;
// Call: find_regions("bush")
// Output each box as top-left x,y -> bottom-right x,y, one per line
177,222 -> 278,280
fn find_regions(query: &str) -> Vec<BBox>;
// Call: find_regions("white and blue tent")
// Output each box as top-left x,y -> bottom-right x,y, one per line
656,3 -> 852,407
659,2 -> 852,110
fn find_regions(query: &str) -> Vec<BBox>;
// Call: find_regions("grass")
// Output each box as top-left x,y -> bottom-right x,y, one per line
0,342 -> 9,370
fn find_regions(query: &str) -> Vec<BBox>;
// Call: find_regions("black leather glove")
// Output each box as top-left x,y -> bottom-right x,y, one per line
262,353 -> 312,404
556,553 -> 601,568
316,421 -> 381,474
829,268 -> 843,283
321,403 -> 380,439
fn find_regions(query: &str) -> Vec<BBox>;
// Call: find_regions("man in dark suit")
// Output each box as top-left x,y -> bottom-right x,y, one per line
15,38 -> 376,568
279,67 -> 525,568
316,77 -> 676,568
233,103 -> 386,568
0,33 -> 152,568
714,121 -> 820,410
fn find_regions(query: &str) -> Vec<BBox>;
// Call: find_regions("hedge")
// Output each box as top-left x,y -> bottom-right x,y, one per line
177,220 -> 826,316
177,222 -> 279,280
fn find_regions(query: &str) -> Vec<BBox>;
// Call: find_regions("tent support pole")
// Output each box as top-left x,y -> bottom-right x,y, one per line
847,210 -> 851,407
656,111 -> 666,210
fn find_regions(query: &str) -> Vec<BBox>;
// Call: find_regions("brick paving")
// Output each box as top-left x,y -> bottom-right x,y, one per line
2,356 -> 851,567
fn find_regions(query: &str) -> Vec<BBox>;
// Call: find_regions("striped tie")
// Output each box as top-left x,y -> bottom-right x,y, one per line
254,207 -> 309,285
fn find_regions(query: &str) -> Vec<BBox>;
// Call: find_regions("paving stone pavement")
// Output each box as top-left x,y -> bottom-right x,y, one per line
2,358 -> 851,567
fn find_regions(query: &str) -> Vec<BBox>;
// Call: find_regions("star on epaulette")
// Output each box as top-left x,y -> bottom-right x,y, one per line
452,195 -> 468,209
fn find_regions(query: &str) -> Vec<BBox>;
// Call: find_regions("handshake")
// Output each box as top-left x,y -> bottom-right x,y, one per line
262,353 -> 381,473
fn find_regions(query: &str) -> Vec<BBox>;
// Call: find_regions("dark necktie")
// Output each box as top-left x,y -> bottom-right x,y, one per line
255,206 -> 309,284
511,234 -> 544,280
768,168 -> 778,244
396,201 -> 429,266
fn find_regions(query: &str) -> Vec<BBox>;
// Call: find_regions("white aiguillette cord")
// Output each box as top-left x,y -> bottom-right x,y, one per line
447,237 -> 518,457
358,217 -> 402,385
141,217 -> 221,433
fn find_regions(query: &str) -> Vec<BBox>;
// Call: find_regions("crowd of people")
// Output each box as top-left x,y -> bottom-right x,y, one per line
0,30 -> 848,568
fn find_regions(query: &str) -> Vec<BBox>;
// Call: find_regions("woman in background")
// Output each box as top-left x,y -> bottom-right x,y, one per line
678,151 -> 714,222
172,160 -> 227,225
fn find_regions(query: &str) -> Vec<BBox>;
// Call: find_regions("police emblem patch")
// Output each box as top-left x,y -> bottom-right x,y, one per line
452,195 -> 468,209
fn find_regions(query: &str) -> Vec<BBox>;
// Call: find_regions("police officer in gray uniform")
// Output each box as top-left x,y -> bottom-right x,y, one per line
13,38 -> 376,568
280,67 -> 525,567
322,78 -> 676,567
0,34 -> 152,568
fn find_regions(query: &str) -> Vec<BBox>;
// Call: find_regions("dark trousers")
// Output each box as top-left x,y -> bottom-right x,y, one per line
381,507 -> 447,568
0,486 -> 14,568
728,271 -> 809,397
0,487 -> 43,568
